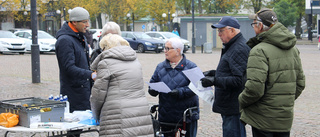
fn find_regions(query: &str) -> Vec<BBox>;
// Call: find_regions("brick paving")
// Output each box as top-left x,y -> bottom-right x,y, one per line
0,40 -> 319,136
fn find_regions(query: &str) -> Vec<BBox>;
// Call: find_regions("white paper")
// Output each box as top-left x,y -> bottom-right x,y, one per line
182,67 -> 213,91
188,82 -> 214,105
146,82 -> 171,93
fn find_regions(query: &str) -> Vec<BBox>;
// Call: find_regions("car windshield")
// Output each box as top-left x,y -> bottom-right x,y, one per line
38,31 -> 55,39
0,31 -> 18,38
162,32 -> 180,38
133,32 -> 152,39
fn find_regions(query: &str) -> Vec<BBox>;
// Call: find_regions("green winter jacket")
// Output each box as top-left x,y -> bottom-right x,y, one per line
238,22 -> 305,132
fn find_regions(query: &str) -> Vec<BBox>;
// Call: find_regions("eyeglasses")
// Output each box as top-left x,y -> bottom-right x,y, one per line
217,28 -> 230,33
251,22 -> 258,28
77,21 -> 89,24
165,47 -> 175,51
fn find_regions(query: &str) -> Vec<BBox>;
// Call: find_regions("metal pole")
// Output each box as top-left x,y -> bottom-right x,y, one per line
191,0 -> 195,53
31,0 -> 40,83
308,1 -> 313,41
132,13 -> 135,31
168,11 -> 170,32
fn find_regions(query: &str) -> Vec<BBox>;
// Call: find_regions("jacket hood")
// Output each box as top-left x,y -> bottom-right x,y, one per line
90,46 -> 136,71
56,22 -> 79,39
254,22 -> 296,50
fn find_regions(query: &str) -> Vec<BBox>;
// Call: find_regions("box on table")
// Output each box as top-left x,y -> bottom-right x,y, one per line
0,97 -> 66,128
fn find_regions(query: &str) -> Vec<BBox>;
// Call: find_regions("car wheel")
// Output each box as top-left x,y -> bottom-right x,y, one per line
93,40 -> 99,49
137,44 -> 145,53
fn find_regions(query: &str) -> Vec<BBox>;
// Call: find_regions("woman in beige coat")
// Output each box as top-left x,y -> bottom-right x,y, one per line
90,34 -> 154,137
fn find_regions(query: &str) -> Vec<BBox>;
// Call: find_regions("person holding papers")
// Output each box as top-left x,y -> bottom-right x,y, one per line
148,37 -> 199,137
200,16 -> 250,137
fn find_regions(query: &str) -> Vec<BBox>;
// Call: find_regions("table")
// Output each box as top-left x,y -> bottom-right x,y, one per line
0,122 -> 99,137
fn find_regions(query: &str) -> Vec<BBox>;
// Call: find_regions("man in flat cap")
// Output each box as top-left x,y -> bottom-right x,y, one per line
200,16 -> 250,137
239,8 -> 305,137
55,7 -> 96,114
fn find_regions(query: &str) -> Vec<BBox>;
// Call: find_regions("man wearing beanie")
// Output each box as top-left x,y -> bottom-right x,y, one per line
239,8 -> 305,137
200,16 -> 250,137
55,7 -> 96,114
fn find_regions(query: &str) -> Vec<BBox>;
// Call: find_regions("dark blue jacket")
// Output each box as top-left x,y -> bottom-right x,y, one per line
55,22 -> 92,112
213,33 -> 250,115
149,55 -> 199,123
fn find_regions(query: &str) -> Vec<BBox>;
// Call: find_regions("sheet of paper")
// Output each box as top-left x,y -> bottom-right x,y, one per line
182,67 -> 213,91
188,83 -> 214,105
146,82 -> 171,93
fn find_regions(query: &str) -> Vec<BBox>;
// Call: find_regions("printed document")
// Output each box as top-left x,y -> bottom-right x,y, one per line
146,82 -> 171,93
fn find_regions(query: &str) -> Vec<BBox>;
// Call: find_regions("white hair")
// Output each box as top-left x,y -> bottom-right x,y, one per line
101,22 -> 121,37
166,37 -> 184,54
256,21 -> 270,31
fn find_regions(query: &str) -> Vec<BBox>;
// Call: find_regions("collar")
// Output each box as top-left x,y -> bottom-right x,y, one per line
68,22 -> 79,33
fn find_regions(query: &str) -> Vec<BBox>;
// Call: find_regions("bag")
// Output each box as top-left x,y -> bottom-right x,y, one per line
0,113 -> 19,128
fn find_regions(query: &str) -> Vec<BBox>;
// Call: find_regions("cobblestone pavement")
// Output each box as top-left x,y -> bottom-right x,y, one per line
0,43 -> 319,137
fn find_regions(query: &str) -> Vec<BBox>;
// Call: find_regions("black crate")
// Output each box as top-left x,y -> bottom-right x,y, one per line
0,97 -> 66,128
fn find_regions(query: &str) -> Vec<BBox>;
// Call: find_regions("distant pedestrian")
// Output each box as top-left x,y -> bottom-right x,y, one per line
172,28 -> 179,36
239,8 -> 305,137
200,16 -> 249,137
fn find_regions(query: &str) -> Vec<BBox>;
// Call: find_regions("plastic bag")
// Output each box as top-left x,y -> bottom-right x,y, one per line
0,112 -> 19,128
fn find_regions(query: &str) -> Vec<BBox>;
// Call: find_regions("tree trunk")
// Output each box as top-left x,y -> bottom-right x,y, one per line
97,13 -> 102,29
295,13 -> 302,39
198,0 -> 202,14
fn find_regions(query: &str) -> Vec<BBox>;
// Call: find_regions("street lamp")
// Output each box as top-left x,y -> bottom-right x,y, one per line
127,13 -> 135,31
162,13 -> 166,31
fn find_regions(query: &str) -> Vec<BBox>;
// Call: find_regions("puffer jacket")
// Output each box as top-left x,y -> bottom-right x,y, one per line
238,22 -> 306,132
213,32 -> 250,115
90,46 -> 153,137
55,22 -> 92,112
149,54 -> 199,123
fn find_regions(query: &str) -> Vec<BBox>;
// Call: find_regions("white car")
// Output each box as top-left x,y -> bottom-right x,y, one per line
145,31 -> 190,53
89,29 -> 102,49
14,30 -> 56,53
0,30 -> 26,54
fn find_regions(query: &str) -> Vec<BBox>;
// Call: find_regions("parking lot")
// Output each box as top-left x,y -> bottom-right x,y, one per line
0,43 -> 319,136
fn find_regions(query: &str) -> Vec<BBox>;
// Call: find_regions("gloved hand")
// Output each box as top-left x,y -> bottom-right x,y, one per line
203,70 -> 216,77
168,89 -> 179,98
200,76 -> 215,87
148,88 -> 159,97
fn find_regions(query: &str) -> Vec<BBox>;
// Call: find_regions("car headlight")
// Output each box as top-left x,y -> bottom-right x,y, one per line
144,42 -> 152,45
0,41 -> 10,46
40,42 -> 50,45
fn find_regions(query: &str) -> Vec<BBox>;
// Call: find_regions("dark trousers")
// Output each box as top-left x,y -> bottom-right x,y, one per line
221,114 -> 246,137
252,126 -> 290,137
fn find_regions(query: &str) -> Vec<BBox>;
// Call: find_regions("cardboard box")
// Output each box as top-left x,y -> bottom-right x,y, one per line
0,97 -> 66,128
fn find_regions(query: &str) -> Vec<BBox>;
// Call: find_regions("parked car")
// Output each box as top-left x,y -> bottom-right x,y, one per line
0,30 -> 26,54
301,30 -> 318,38
89,29 -> 102,49
146,31 -> 190,53
8,28 -> 30,33
121,31 -> 164,53
14,30 -> 56,53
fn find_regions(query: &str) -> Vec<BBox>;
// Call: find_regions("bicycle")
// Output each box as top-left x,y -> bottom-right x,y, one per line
150,104 -> 198,137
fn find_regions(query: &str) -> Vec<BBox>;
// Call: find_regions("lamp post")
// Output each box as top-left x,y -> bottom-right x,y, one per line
23,11 -> 28,28
308,0 -> 313,41
127,13 -> 135,31
162,13 -> 166,31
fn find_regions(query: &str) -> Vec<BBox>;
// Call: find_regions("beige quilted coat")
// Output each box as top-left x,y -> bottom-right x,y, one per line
90,46 -> 154,137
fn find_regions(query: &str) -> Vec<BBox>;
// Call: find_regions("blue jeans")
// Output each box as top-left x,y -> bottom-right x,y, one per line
221,114 -> 246,137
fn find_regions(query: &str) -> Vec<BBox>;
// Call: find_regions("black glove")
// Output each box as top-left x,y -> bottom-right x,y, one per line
148,88 -> 159,97
200,76 -> 215,87
168,89 -> 179,98
203,70 -> 216,77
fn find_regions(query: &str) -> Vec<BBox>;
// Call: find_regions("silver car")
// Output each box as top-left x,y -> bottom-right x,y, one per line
146,31 -> 190,53
14,30 -> 56,53
0,30 -> 26,54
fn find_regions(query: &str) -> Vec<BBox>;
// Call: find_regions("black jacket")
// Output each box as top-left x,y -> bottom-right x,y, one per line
55,22 -> 92,112
213,33 -> 250,115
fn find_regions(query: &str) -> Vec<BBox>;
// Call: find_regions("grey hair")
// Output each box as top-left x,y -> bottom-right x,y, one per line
256,21 -> 270,31
101,22 -> 121,37
166,37 -> 184,54
226,26 -> 240,33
